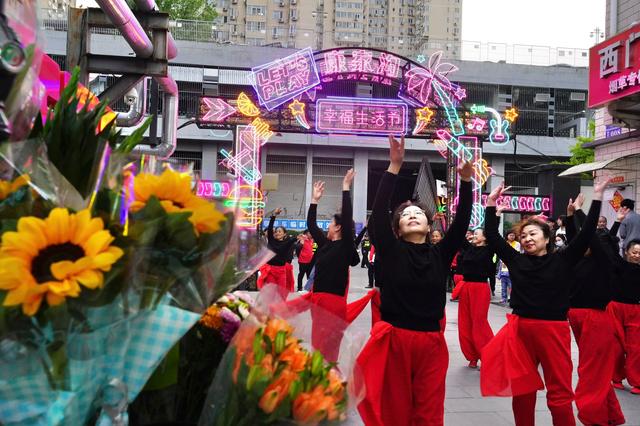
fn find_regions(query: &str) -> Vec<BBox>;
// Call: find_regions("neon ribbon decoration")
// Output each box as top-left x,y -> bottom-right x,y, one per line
413,106 -> 435,135
288,99 -> 310,129
201,97 -> 237,122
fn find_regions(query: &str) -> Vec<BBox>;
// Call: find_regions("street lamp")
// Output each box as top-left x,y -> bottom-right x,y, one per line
590,27 -> 604,45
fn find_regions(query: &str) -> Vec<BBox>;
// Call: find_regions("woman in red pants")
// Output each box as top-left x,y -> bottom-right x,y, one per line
305,168 -> 359,363
357,135 -> 473,426
481,178 -> 608,426
457,224 -> 500,369
609,216 -> 640,396
258,208 -> 298,299
564,197 -> 625,425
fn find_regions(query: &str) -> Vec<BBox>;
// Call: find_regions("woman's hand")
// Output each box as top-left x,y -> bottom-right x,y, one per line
616,210 -> 627,222
343,168 -> 355,191
273,207 -> 283,216
312,181 -> 325,204
593,177 -> 611,201
457,161 -> 473,182
487,182 -> 511,207
388,135 -> 405,174
496,201 -> 508,217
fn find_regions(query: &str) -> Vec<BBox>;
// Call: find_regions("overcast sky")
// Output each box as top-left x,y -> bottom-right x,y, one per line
462,0 -> 607,49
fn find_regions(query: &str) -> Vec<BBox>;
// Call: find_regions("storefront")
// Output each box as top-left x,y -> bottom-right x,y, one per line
560,22 -> 640,224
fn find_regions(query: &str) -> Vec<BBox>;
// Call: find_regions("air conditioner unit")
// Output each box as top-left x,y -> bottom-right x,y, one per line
291,0 -> 297,4
279,18 -> 285,23
273,34 -> 279,39
231,0 -> 237,3
279,1 -> 285,6
292,15 -> 298,21
222,7 -> 227,12
535,93 -> 551,102
230,15 -> 236,20
570,92 -> 586,101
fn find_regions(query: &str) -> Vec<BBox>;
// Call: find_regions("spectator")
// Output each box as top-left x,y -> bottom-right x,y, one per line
619,199 -> 640,250
497,230 -> 521,305
597,215 -> 609,234
360,235 -> 372,268
556,215 -> 567,237
296,230 -> 315,291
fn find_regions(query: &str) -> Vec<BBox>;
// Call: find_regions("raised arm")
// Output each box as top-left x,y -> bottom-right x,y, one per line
439,162 -> 473,261
372,136 -> 404,254
341,168 -> 355,245
267,213 -> 276,245
610,209 -> 625,237
484,182 -> 518,263
307,182 -> 328,248
563,180 -> 609,264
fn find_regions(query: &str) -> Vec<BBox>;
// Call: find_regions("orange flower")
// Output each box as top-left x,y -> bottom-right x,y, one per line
279,341 -> 309,373
263,318 -> 293,342
258,369 -> 298,414
327,369 -> 345,400
260,353 -> 275,377
199,305 -> 223,329
292,385 -> 336,424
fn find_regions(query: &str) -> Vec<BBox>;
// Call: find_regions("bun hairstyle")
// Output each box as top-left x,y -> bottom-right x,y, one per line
516,216 -> 554,252
392,200 -> 432,236
625,239 -> 640,252
332,213 -> 356,239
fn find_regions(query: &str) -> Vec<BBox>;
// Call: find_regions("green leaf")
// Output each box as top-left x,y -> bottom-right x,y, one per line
114,116 -> 153,154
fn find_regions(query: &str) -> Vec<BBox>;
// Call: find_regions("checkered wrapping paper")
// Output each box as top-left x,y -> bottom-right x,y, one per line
0,305 -> 200,426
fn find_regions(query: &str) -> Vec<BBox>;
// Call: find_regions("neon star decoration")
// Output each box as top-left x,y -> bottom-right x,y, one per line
288,99 -> 310,129
504,107 -> 519,122
413,106 -> 434,135
237,92 -> 260,117
416,54 -> 427,64
200,98 -> 236,122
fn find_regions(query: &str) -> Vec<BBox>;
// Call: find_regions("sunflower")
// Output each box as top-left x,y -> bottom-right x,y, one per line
0,208 -> 124,316
0,174 -> 30,201
129,169 -> 226,235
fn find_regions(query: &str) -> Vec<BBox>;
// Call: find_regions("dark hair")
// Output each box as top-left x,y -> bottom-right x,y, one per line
556,234 -> 567,243
431,229 -> 443,237
302,229 -> 310,235
473,228 -> 486,236
332,213 -> 356,239
598,215 -> 608,223
505,229 -> 516,237
275,226 -> 287,233
625,239 -> 640,252
557,215 -> 567,227
516,217 -> 553,251
391,201 -> 432,236
621,199 -> 635,210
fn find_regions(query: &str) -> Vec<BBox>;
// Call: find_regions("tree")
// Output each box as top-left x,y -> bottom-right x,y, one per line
150,0 -> 218,21
565,119 -> 595,166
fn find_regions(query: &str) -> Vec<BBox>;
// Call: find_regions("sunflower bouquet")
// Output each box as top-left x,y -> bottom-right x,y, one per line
0,67 -> 270,425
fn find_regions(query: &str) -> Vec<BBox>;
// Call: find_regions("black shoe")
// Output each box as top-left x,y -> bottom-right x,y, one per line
365,285 -> 373,288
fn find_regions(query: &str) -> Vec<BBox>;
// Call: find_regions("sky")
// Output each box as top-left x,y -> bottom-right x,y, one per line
462,0 -> 607,49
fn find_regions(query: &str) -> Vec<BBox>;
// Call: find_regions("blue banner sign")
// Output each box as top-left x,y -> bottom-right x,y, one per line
263,219 -> 364,234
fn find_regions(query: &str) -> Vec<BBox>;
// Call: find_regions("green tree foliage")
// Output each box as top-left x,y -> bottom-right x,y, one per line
565,119 -> 596,166
151,0 -> 217,21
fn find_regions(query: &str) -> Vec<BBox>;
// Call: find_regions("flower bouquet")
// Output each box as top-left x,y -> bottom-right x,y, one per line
199,288 -> 366,426
0,68 -> 271,425
175,291 -> 255,423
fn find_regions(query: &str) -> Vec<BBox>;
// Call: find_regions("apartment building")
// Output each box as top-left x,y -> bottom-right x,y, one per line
213,0 -> 462,58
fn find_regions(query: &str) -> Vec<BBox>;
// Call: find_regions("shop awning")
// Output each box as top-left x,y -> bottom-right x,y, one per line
558,153 -> 640,177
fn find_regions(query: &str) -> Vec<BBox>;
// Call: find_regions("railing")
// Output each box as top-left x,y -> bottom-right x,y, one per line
39,8 -> 590,67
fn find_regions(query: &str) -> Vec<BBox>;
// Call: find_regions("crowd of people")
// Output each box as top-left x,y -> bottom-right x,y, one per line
256,135 -> 639,426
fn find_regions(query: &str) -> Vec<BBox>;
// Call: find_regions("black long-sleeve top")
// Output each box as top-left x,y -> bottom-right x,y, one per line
607,221 -> 640,304
373,172 -> 472,331
307,190 -> 358,296
266,216 -> 297,266
485,199 -> 601,320
566,210 -> 615,310
459,240 -> 497,283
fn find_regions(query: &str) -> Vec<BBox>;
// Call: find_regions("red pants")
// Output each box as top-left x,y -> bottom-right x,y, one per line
458,281 -> 494,362
358,322 -> 448,426
511,318 -> 575,426
310,292 -> 347,364
451,274 -> 464,300
568,308 -> 625,426
608,301 -> 640,387
257,264 -> 290,300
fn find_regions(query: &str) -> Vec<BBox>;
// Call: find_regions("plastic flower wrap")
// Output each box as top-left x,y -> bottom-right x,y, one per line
198,287 -> 366,426
0,68 -> 271,425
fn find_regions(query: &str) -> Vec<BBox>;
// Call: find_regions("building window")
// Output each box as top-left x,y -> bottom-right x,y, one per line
246,21 -> 266,31
246,5 -> 266,15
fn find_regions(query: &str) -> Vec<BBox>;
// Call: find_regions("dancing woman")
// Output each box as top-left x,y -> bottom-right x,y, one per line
609,214 -> 640,396
564,196 -> 625,425
457,221 -> 502,369
481,179 -> 608,426
305,168 -> 359,362
258,208 -> 298,299
357,135 -> 473,426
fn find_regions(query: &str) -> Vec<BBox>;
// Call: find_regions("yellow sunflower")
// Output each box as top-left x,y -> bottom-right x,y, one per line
0,208 -> 124,316
0,175 -> 30,201
129,168 -> 226,235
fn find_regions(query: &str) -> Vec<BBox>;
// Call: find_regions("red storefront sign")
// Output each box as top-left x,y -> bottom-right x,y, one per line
589,23 -> 640,108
